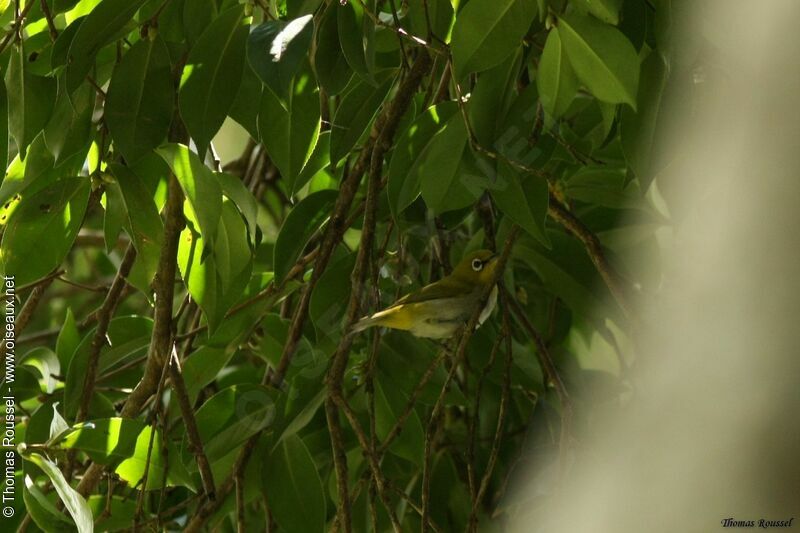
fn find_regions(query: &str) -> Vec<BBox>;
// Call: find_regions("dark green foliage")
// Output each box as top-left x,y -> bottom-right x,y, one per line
1,0 -> 695,530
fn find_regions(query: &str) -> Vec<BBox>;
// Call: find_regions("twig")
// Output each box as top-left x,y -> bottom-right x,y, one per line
169,344 -> 216,499
270,51 -> 432,386
330,392 -> 402,532
503,288 -> 573,476
0,0 -> 34,55
546,197 -> 634,320
40,0 -> 58,40
235,470 -> 245,533
78,172 -> 185,497
133,344 -> 172,528
325,399 -> 352,533
183,436 -> 259,532
355,0 -> 442,53
420,226 -> 520,531
447,55 -> 635,321
75,244 -> 136,423
469,296 -> 514,528
1,273 -> 58,367
466,333 -> 504,511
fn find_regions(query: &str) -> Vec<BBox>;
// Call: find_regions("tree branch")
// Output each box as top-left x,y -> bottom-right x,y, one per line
420,225 -> 520,532
169,344 -> 216,499
546,197 -> 634,320
270,50 -> 432,386
75,245 -> 136,423
77,172 -> 185,496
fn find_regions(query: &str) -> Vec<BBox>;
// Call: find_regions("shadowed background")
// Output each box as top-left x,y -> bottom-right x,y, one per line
508,1 -> 800,530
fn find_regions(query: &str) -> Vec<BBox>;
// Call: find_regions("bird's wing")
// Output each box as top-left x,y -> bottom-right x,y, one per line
390,278 -> 475,307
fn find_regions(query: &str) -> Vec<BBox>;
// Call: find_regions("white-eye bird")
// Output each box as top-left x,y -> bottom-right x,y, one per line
350,249 -> 500,338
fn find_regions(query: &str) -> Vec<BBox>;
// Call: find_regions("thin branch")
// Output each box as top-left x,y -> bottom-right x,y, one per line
469,295 -> 514,527
40,0 -> 58,40
325,398 -> 352,533
1,273 -> 58,366
420,225 -> 521,532
75,244 -> 137,423
78,172 -> 185,497
183,436 -> 259,533
0,0 -> 34,55
169,344 -> 216,499
546,197 -> 634,320
270,50 -> 433,387
503,287 -> 573,476
447,56 -> 635,321
235,470 -> 245,533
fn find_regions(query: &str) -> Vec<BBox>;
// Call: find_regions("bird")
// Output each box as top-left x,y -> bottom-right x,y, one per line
350,249 -> 501,338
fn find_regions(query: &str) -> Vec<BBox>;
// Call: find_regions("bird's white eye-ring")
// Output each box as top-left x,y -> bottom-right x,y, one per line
471,258 -> 483,271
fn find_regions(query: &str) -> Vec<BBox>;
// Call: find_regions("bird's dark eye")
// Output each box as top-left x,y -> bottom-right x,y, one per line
471,258 -> 483,271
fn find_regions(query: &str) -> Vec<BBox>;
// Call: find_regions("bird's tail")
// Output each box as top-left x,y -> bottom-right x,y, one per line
349,307 -> 399,335
349,315 -> 380,335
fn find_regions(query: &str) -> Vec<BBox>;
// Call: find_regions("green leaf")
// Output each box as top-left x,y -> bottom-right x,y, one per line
375,379 -> 424,466
0,177 -> 90,286
515,232 -> 620,322
0,134 -> 86,212
182,0 -> 221,45
407,0 -> 453,42
180,346 -> 229,404
102,174 -> 126,251
257,69 -> 321,185
43,77 -> 94,164
247,15 -> 314,102
108,163 -> 165,285
557,13 -> 640,107
106,37 -> 174,163
56,418 -> 194,490
21,347 -> 60,395
65,0 -> 147,93
387,101 -> 458,217
178,199 -> 253,331
273,189 -> 337,284
264,435 -> 326,533
450,0 -> 536,79
564,167 -> 642,209
48,403 -> 70,442
418,112 -> 474,214
495,83 -> 555,168
274,387 -> 325,447
5,43 -> 57,158
87,495 -> 137,532
538,29 -> 578,119
217,172 -> 259,245
228,60 -> 262,139
179,5 -> 248,160
56,308 -> 81,368
23,475 -> 75,533
488,161 -> 549,246
468,50 -> 521,147
0,71 -> 6,173
309,251 -> 355,340
51,17 -> 84,69
620,50 -> 669,189
24,454 -> 93,533
571,0 -> 621,25
157,143 -> 222,243
64,316 -> 153,418
337,1 -> 373,81
330,76 -> 392,167
292,130 -> 330,196
314,2 -> 353,95
190,384 -> 277,464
